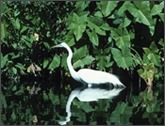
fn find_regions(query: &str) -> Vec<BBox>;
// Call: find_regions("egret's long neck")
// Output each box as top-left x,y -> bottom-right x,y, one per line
65,45 -> 79,80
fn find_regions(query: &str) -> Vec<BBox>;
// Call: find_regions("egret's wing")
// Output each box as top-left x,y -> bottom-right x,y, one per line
77,69 -> 123,86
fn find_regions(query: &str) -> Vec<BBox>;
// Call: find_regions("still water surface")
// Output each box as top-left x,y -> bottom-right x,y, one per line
58,84 -> 126,125
3,71 -> 148,125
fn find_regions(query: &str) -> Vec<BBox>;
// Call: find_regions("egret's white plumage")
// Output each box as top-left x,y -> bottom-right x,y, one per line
52,42 -> 125,88
78,69 -> 123,86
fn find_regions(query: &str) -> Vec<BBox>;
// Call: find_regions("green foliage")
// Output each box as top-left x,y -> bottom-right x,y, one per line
117,1 -> 163,35
110,102 -> 133,124
48,89 -> 60,105
137,41 -> 162,86
48,55 -> 61,71
73,45 -> 95,68
67,12 -> 88,41
131,90 -> 164,124
97,1 -> 117,17
74,100 -> 94,113
111,47 -> 135,70
1,1 -> 164,125
1,53 -> 8,69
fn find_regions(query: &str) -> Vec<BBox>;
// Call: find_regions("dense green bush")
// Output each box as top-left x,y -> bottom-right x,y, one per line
1,1 -> 164,125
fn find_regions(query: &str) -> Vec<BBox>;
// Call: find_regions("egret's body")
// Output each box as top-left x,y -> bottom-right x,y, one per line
52,42 -> 125,88
77,69 -> 123,86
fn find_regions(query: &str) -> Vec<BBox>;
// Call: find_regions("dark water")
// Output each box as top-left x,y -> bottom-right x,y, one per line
2,68 -> 160,125
57,83 -> 126,125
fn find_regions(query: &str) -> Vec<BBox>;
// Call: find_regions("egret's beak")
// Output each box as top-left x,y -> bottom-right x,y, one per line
51,44 -> 62,49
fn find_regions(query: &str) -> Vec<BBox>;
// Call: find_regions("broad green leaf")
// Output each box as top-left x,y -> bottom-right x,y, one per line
15,63 -> 25,70
20,26 -> 28,34
96,55 -> 107,70
75,1 -> 90,11
151,2 -> 164,16
111,47 -> 134,69
14,9 -> 20,17
111,28 -> 131,49
0,21 -> 7,41
0,22 -> 5,38
14,90 -> 24,95
43,59 -> 49,68
138,63 -> 155,81
1,54 -> 8,69
158,13 -> 164,22
158,38 -> 164,47
12,85 -> 17,91
68,12 -> 88,41
98,1 -> 117,17
95,27 -> 106,36
87,16 -> 106,35
150,41 -> 160,53
21,35 -> 33,48
126,2 -> 155,35
73,24 -> 86,41
73,45 -> 88,62
100,23 -> 111,31
94,11 -> 103,17
12,67 -> 17,74
11,111 -> 17,121
77,11 -> 89,24
61,54 -> 68,69
87,30 -> 99,46
73,55 -> 94,69
0,93 -> 7,109
147,53 -> 161,66
10,53 -> 20,60
136,10 -> 151,26
82,55 -> 95,65
64,32 -> 75,47
122,18 -> 131,27
87,16 -> 104,27
117,2 -> 128,16
15,18 -> 21,30
143,48 -> 161,66
0,2 -> 11,16
48,55 -> 60,70
43,42 -> 50,49
73,60 -> 84,69
142,42 -> 161,66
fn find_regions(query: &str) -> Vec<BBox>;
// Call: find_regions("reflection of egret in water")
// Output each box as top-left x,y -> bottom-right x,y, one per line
58,84 -> 125,125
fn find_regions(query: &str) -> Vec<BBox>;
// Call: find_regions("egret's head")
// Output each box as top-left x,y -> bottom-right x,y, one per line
51,42 -> 68,48
51,42 -> 72,54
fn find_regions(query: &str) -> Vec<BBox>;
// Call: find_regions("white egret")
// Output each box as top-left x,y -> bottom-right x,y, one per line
52,42 -> 125,88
